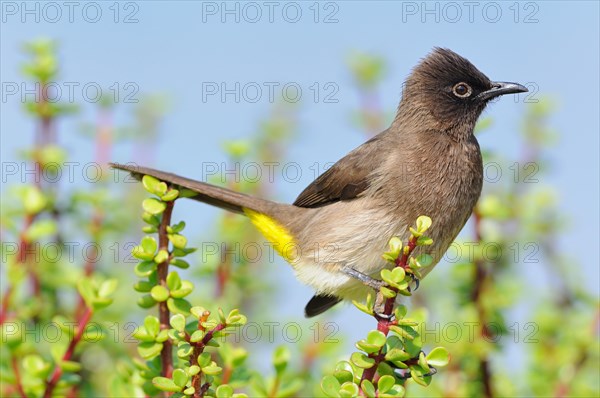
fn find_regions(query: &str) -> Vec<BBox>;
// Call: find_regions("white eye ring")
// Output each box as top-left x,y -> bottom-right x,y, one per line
453,82 -> 472,98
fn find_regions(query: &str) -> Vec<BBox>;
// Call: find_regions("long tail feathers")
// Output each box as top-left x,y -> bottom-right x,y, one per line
113,163 -> 346,317
110,163 -> 275,215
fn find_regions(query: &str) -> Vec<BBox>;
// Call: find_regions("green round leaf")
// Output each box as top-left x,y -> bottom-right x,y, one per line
385,348 -> 410,363
59,360 -> 82,373
197,352 -> 211,367
138,342 -> 163,360
415,254 -> 433,268
377,375 -> 395,393
24,219 -> 57,241
132,247 -> 155,261
394,305 -> 408,319
350,352 -> 375,369
172,369 -> 188,388
202,365 -> 222,375
366,330 -> 387,348
150,285 -> 170,302
426,347 -> 450,367
216,385 -> 234,398
23,354 -> 51,378
167,298 -> 192,315
154,249 -> 169,264
171,280 -> 194,299
134,280 -> 154,293
168,234 -> 187,249
142,175 -> 163,195
166,271 -> 182,290
321,375 -> 341,397
141,236 -> 158,254
142,212 -> 161,226
133,261 -> 156,276
416,216 -> 432,233
137,294 -> 157,308
98,279 -> 118,298
339,382 -> 359,398
380,286 -> 397,299
360,380 -> 375,398
161,189 -> 179,202
23,186 -> 47,214
144,316 -> 160,336
170,258 -> 190,269
143,198 -> 167,215
273,345 -> 290,375
152,376 -> 181,392
170,314 -> 186,332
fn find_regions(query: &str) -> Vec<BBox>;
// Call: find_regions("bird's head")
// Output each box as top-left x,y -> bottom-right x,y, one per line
397,48 -> 528,138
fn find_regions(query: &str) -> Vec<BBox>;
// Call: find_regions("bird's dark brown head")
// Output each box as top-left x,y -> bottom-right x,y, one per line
397,48 -> 527,138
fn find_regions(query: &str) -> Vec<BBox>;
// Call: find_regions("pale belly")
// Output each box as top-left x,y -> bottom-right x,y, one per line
288,196 -> 473,301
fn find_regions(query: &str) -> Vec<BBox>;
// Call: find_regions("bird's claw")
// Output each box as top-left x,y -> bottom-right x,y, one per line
373,290 -> 394,320
407,274 -> 420,292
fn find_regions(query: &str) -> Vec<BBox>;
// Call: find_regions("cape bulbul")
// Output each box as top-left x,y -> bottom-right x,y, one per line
112,48 -> 527,317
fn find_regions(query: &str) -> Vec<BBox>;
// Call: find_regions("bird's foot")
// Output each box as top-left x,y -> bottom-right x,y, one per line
341,265 -> 394,320
373,292 -> 394,320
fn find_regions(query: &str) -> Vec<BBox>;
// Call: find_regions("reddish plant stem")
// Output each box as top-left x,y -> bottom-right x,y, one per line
554,309 -> 599,397
198,383 -> 210,397
221,366 -> 233,384
360,236 -> 418,385
157,200 -> 175,381
201,323 -> 225,347
74,212 -> 103,319
43,306 -> 93,398
0,286 -> 13,326
215,244 -> 231,298
23,80 -> 53,309
21,213 -> 42,301
73,107 -> 112,319
11,356 -> 27,398
190,315 -> 226,398
0,213 -> 39,326
190,311 -> 210,397
472,210 -> 493,398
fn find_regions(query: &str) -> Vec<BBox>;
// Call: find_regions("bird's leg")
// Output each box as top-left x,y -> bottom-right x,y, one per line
340,265 -> 393,320
340,265 -> 385,290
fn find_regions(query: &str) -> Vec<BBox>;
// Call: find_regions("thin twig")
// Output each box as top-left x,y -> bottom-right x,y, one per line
472,210 -> 494,398
157,200 -> 175,380
0,213 -> 38,326
11,356 -> 27,398
360,235 -> 418,385
43,306 -> 93,398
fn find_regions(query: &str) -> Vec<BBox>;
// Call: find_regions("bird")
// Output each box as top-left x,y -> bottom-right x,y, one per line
112,48 -> 527,317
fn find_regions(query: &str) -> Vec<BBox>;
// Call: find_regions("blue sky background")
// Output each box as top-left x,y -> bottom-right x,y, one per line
2,0 -> 599,369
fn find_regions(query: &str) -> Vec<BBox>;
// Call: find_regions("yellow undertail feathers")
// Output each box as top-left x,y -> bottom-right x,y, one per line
243,208 -> 298,265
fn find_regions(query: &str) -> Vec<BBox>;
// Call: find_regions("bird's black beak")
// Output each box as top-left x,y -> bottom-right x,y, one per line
477,81 -> 528,101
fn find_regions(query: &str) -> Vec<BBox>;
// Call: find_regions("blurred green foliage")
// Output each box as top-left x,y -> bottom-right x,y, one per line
1,41 -> 598,398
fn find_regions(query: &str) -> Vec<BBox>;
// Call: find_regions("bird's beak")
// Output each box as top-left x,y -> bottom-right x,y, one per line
477,81 -> 528,101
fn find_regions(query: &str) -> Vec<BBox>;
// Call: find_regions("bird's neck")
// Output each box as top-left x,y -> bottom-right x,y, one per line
391,97 -> 478,144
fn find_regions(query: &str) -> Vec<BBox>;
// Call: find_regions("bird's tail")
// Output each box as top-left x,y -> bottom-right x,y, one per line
110,163 -> 280,216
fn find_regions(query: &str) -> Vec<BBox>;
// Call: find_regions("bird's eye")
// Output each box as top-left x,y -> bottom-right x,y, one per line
452,82 -> 472,98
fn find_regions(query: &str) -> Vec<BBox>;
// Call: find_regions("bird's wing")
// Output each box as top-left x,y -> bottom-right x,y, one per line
293,133 -> 384,208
